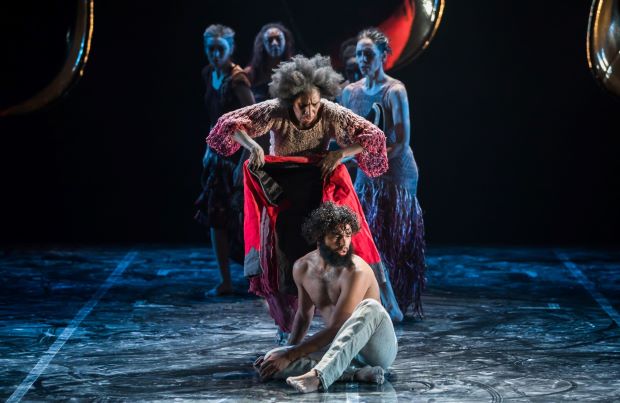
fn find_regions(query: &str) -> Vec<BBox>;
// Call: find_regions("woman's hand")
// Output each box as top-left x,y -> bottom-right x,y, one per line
319,150 -> 344,179
248,144 -> 265,170
233,130 -> 264,170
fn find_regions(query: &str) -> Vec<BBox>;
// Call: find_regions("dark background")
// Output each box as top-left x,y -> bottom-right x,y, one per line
1,1 -> 618,245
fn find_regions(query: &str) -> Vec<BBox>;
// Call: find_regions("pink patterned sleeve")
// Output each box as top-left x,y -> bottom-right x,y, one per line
206,100 -> 278,156
325,101 -> 388,177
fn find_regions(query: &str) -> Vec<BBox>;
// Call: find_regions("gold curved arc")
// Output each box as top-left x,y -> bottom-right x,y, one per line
1,0 -> 94,117
389,0 -> 446,72
422,0 -> 445,50
586,0 -> 620,97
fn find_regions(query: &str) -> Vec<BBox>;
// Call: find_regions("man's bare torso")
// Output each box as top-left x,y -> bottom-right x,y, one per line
296,250 -> 380,322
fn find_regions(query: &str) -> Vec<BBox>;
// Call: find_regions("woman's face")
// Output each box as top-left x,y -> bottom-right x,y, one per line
355,38 -> 385,77
204,36 -> 232,69
292,88 -> 321,128
263,28 -> 286,58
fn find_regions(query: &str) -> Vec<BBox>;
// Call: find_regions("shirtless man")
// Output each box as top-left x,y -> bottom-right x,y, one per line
254,202 -> 398,393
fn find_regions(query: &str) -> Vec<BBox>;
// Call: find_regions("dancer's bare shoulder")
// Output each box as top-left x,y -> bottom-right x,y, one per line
292,250 -> 320,280
349,254 -> 380,300
350,254 -> 375,275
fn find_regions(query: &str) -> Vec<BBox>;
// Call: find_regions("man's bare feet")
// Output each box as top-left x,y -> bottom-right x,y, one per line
354,366 -> 385,384
286,370 -> 321,393
205,282 -> 233,297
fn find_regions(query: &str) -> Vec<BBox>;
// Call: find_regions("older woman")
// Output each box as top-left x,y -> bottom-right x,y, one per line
207,54 -> 403,337
342,28 -> 426,317
195,24 -> 255,296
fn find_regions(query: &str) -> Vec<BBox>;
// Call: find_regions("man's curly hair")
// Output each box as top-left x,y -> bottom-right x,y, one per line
302,202 -> 361,244
268,54 -> 343,106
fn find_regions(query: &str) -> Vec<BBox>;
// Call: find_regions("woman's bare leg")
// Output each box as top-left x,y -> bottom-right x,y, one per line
207,227 -> 233,296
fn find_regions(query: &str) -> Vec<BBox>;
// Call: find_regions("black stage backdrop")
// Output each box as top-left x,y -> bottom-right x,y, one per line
0,0 -> 618,245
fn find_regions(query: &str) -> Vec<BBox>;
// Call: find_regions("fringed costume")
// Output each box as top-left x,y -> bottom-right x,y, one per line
344,78 -> 426,316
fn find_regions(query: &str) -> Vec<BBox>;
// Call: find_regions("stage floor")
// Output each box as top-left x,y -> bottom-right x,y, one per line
1,246 -> 619,402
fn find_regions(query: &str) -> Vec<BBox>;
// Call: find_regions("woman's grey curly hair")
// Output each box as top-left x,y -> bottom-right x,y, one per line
268,54 -> 343,106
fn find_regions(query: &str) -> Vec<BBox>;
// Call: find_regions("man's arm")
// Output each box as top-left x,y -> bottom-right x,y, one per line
288,260 -> 315,345
259,267 -> 370,379
257,258 -> 315,380
286,267 -> 370,361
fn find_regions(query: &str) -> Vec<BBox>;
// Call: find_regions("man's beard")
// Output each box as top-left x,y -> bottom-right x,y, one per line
319,241 -> 354,268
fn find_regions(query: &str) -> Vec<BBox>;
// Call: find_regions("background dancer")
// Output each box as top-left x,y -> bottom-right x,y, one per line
195,24 -> 255,296
244,22 -> 295,153
245,22 -> 295,104
342,28 -> 426,317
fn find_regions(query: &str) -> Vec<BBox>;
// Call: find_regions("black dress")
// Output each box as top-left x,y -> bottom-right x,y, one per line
194,64 -> 251,261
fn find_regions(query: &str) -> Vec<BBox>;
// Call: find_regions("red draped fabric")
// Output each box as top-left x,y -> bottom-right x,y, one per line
243,155 -> 385,331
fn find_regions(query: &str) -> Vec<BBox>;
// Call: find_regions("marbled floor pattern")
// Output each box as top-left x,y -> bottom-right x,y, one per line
1,246 -> 619,402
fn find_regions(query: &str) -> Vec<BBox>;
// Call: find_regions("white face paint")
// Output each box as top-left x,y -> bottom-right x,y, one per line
263,28 -> 286,58
356,38 -> 385,77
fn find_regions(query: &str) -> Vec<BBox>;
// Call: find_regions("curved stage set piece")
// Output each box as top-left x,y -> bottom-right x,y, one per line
0,0 -> 94,117
587,0 -> 620,97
